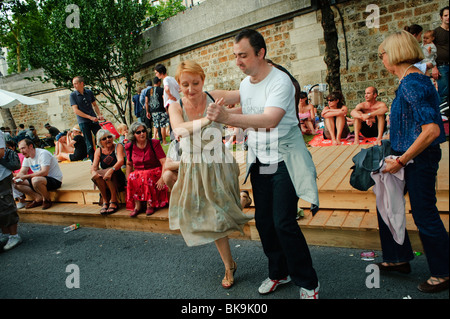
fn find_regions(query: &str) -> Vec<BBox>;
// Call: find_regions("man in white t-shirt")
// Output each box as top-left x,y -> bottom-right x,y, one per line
207,29 -> 319,299
13,139 -> 63,210
154,64 -> 180,144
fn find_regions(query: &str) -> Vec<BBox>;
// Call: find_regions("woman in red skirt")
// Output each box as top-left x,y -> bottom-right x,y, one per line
125,122 -> 169,217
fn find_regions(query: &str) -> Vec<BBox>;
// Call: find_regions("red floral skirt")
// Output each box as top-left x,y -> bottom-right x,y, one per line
126,167 -> 169,211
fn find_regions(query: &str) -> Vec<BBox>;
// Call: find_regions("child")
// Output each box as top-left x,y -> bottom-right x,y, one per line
116,123 -> 128,146
421,30 -> 437,74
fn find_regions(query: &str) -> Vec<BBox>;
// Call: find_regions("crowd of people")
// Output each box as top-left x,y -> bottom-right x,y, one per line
0,6 -> 448,298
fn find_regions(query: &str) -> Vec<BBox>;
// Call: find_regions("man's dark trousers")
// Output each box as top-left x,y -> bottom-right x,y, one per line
79,121 -> 101,162
250,159 -> 319,290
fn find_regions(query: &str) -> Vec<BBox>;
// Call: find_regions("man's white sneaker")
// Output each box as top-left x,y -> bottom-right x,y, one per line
258,276 -> 291,295
3,235 -> 22,251
300,282 -> 320,299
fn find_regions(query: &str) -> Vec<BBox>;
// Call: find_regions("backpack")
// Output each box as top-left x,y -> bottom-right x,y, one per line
349,140 -> 392,191
0,148 -> 21,171
147,87 -> 165,113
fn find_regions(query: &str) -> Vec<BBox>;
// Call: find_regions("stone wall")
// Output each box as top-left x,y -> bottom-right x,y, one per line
335,0 -> 446,108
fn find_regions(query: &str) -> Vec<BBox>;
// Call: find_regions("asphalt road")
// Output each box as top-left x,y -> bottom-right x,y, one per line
0,223 -> 447,314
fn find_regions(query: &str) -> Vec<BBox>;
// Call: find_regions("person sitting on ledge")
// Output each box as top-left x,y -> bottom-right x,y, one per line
55,125 -> 87,162
12,138 -> 63,210
91,129 -> 126,215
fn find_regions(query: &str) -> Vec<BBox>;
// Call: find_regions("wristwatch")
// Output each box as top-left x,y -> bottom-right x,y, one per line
111,167 -> 116,171
368,113 -> 372,117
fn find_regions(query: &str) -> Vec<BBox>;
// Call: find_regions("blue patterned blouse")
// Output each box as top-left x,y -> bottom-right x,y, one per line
390,72 -> 446,153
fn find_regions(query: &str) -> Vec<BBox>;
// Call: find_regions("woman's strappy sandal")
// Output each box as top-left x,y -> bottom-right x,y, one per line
222,261 -> 237,289
100,202 -> 109,215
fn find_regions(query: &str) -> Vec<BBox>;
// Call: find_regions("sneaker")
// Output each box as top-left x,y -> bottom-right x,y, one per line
3,235 -> 22,251
300,282 -> 320,299
258,276 -> 291,295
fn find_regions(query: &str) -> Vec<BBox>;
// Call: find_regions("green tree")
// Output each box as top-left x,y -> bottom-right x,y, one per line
17,0 -> 185,125
20,0 -> 151,124
0,0 -> 42,73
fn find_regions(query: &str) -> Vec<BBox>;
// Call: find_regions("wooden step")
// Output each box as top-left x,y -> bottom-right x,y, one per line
17,203 -> 253,241
18,202 -> 448,250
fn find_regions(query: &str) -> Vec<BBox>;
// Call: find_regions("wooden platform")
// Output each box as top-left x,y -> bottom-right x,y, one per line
17,142 -> 449,250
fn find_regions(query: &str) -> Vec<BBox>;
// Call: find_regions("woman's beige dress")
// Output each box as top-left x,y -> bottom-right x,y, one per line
169,95 -> 253,246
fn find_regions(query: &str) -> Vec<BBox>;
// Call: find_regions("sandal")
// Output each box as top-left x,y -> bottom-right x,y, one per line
417,277 -> 449,293
100,202 -> 110,215
146,206 -> 155,216
130,206 -> 142,217
222,261 -> 237,289
106,202 -> 119,215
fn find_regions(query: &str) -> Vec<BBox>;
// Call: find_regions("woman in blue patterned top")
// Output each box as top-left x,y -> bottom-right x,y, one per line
377,30 -> 448,293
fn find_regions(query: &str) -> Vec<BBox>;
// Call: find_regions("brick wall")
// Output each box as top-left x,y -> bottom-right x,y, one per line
335,0 -> 447,109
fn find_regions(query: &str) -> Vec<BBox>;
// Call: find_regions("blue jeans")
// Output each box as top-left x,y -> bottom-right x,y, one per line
78,121 -> 101,161
436,64 -> 449,104
250,160 -> 319,289
377,145 -> 449,277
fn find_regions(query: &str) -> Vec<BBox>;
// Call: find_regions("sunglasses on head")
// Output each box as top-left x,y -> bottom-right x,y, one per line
135,129 -> 146,135
101,135 -> 113,141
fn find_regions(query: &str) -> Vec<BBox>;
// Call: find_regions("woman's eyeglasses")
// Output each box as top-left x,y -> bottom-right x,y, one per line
327,98 -> 336,102
101,135 -> 113,141
378,51 -> 386,60
135,129 -> 146,135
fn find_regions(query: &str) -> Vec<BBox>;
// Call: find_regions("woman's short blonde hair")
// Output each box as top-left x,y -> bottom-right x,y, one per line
175,60 -> 206,83
378,30 -> 424,66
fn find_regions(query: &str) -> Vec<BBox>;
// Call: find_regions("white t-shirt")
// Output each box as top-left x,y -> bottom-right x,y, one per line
163,76 -> 180,108
22,148 -> 63,182
240,67 -> 298,164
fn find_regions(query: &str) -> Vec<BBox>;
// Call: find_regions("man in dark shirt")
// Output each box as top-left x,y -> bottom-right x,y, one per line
432,6 -> 449,103
70,76 -> 104,161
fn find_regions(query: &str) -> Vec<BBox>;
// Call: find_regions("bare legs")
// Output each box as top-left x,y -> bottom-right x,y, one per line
325,115 -> 346,145
215,236 -> 237,288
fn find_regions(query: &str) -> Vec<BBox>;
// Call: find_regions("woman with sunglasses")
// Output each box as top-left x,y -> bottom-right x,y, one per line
376,31 -> 448,293
91,129 -> 126,214
321,91 -> 350,145
125,122 -> 168,217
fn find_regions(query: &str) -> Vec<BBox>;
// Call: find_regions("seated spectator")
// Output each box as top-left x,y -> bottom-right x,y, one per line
43,123 -> 60,147
322,91 -> 350,145
28,126 -> 41,148
13,139 -> 63,210
54,131 -> 72,159
298,91 -> 317,135
55,125 -> 87,162
350,87 -> 388,145
162,140 -> 181,191
14,124 -> 30,143
125,122 -> 168,217
1,127 -> 13,142
5,140 -> 32,209
91,129 -> 126,215
240,190 -> 252,208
